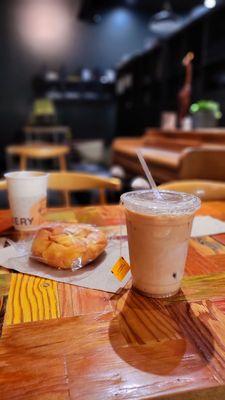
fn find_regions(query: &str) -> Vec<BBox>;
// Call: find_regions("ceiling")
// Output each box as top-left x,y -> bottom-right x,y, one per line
79,0 -> 203,21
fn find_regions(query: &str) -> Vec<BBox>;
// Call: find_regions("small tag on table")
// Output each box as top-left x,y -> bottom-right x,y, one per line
111,257 -> 130,281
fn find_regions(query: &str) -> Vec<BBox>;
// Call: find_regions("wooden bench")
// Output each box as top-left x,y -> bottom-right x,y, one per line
112,129 -> 225,182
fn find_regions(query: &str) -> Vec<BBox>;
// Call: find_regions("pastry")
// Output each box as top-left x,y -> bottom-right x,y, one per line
31,224 -> 107,269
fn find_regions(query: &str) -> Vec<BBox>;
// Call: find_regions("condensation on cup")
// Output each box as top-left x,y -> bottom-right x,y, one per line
4,171 -> 48,231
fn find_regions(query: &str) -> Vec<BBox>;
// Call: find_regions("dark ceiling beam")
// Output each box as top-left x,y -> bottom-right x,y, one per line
78,0 -> 93,19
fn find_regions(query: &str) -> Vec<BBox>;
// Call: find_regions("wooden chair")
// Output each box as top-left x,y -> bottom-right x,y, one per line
0,180 -> 7,190
6,144 -> 70,171
159,180 -> 225,201
0,172 -> 121,206
48,171 -> 121,206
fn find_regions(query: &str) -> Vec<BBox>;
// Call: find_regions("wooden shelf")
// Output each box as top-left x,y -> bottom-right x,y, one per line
32,76 -> 115,104
116,3 -> 225,135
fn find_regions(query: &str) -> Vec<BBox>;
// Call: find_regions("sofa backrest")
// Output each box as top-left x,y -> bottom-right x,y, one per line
144,129 -> 225,151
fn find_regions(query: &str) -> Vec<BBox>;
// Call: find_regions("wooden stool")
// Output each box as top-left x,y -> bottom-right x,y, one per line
6,143 -> 70,171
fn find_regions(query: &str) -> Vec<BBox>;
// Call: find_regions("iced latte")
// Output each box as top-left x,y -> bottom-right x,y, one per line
121,190 -> 201,298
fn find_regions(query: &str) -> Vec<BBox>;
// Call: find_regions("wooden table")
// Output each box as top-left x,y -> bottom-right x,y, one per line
1,203 -> 225,399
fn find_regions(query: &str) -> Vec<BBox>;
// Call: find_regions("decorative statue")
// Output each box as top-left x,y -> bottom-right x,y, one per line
178,52 -> 194,126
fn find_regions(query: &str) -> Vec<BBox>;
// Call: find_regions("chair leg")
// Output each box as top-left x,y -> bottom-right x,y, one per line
20,156 -> 27,170
6,153 -> 13,171
59,155 -> 67,171
99,189 -> 106,204
63,191 -> 71,207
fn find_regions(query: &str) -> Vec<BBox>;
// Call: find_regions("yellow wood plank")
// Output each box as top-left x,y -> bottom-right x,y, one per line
45,209 -> 77,223
164,271 -> 225,303
190,236 -> 225,256
5,273 -> 60,325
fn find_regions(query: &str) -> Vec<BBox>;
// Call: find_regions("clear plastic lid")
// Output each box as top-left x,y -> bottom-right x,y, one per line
120,190 -> 201,216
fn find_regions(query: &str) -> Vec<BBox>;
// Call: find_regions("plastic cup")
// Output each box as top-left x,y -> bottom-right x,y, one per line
5,171 -> 48,231
121,190 -> 201,298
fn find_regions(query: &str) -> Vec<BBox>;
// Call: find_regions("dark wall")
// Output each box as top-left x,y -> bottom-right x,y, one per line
0,0 -> 150,170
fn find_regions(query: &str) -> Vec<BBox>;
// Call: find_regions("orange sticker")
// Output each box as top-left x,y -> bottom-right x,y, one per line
111,257 -> 130,281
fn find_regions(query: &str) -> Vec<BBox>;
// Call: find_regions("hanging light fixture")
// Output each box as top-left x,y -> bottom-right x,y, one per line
148,2 -> 182,36
204,0 -> 216,9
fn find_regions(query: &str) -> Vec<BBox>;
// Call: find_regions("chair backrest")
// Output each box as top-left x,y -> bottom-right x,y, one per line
0,172 -> 121,206
0,180 -> 6,190
159,179 -> 225,201
48,171 -> 121,206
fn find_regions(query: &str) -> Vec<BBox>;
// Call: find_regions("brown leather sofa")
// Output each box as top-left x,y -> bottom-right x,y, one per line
112,129 -> 225,183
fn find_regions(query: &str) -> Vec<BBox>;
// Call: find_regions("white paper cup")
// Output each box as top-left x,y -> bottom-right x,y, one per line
4,171 -> 48,231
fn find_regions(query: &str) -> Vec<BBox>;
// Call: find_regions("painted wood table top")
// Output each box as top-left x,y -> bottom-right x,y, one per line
1,203 -> 225,399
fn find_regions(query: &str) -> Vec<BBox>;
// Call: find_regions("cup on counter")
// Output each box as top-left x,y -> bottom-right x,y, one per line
161,111 -> 177,130
4,171 -> 48,231
121,190 -> 201,298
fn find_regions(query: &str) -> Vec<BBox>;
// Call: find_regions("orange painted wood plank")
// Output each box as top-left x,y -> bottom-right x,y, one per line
0,328 -> 70,400
57,283 -> 113,318
0,295 -> 8,336
112,290 -> 183,343
57,282 -> 74,318
185,246 -> 219,275
208,254 -> 225,273
0,209 -> 12,233
197,202 -> 225,220
67,340 -> 215,400
168,299 -> 225,384
70,285 -> 113,315
212,233 -> 225,246
0,306 -> 218,400
212,299 -> 225,314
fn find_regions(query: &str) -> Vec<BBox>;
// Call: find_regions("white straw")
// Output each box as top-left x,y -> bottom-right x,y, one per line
136,149 -> 162,199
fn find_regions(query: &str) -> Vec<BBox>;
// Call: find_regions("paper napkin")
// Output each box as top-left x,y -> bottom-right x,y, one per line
0,238 -> 130,294
191,216 -> 225,237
